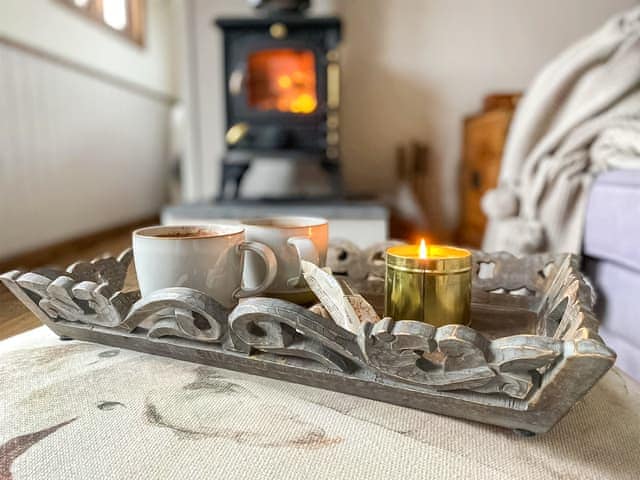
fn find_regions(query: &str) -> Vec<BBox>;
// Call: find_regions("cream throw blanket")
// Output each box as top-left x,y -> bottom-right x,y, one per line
482,6 -> 640,255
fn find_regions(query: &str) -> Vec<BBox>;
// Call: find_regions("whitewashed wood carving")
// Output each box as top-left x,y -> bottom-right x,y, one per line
0,243 -> 616,434
360,318 -> 563,398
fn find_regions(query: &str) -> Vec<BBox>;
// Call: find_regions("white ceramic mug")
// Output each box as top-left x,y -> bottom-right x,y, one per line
242,217 -> 329,293
132,225 -> 277,308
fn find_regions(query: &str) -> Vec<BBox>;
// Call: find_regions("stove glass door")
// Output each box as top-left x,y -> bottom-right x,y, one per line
246,48 -> 317,114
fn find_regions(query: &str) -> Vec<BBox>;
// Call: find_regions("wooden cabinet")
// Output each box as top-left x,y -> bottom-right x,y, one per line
457,94 -> 520,247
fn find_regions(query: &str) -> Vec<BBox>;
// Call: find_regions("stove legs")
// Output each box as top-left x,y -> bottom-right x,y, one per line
218,155 -> 342,200
320,160 -> 343,196
219,161 -> 251,200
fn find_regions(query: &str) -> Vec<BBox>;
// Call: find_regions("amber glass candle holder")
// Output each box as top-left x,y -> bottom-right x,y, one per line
385,243 -> 472,327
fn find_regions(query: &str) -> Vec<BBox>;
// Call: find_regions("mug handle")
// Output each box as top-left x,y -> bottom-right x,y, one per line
286,236 -> 319,288
234,241 -> 278,299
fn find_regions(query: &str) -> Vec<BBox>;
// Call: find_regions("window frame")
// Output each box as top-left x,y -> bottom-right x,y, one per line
56,0 -> 146,47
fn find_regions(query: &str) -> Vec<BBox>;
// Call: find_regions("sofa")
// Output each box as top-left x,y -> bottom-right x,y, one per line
584,169 -> 640,381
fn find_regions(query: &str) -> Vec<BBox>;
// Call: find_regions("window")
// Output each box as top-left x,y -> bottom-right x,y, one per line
57,0 -> 146,46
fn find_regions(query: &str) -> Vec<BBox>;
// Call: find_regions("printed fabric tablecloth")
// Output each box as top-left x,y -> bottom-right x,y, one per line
1,326 -> 639,480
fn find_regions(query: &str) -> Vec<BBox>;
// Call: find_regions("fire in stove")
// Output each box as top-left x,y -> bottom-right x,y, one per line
248,49 -> 317,114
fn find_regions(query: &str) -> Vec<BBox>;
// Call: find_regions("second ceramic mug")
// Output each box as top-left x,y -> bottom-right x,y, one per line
242,216 -> 329,294
132,225 -> 278,308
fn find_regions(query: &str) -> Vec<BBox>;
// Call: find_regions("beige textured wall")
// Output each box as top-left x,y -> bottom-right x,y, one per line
335,0 -> 637,234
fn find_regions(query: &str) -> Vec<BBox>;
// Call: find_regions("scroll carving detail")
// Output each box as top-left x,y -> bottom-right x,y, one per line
359,318 -> 563,398
229,298 -> 362,372
0,250 -> 230,346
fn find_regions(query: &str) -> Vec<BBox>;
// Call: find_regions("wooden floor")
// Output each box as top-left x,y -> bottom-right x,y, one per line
0,220 -> 154,340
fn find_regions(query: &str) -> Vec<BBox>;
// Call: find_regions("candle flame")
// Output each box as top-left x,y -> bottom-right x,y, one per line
419,238 -> 427,259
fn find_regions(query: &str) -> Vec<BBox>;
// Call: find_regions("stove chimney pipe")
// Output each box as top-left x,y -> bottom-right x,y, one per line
248,0 -> 311,15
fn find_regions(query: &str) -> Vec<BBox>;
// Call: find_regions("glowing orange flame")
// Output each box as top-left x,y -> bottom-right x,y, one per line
419,238 -> 427,259
291,93 -> 317,113
247,49 -> 317,114
277,75 -> 292,89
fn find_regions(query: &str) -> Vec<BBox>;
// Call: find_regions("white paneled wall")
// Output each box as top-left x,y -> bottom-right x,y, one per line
0,41 -> 171,258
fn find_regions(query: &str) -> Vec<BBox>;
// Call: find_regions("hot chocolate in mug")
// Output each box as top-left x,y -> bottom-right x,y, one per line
132,225 -> 277,308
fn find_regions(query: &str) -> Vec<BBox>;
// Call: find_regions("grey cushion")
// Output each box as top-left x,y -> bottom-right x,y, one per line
584,258 -> 640,379
584,169 -> 640,381
584,170 -> 640,272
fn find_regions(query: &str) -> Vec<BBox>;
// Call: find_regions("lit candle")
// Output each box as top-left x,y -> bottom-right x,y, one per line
385,240 -> 472,327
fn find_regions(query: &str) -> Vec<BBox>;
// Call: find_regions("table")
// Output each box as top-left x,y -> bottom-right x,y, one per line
161,200 -> 389,249
1,327 -> 639,480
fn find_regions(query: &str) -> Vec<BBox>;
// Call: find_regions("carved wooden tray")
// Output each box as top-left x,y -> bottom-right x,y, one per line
1,242 -> 615,434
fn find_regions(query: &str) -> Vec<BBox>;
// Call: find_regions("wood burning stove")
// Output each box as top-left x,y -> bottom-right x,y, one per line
216,3 -> 341,199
